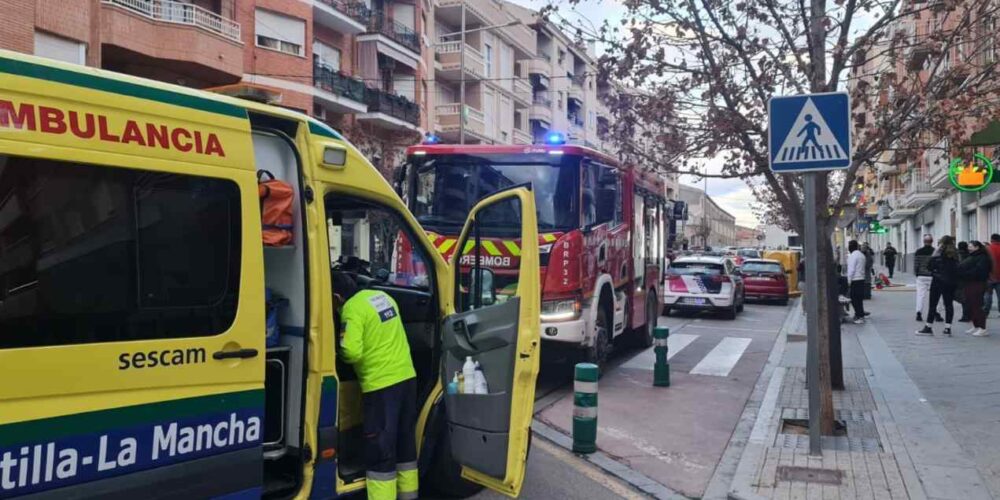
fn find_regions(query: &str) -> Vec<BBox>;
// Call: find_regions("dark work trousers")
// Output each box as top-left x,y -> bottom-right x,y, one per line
362,378 -> 418,488
850,280 -> 866,319
885,258 -> 895,278
965,281 -> 988,329
926,281 -> 955,324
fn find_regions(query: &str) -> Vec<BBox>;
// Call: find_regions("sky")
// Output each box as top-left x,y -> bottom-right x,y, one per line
507,0 -> 763,228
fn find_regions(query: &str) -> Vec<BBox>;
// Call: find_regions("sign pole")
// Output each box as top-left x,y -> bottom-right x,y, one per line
803,172 -> 822,456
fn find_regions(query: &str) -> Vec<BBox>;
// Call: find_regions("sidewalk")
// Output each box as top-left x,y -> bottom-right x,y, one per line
725,274 -> 999,499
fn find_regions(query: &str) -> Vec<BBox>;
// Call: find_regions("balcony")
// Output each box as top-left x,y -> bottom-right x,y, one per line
312,63 -> 368,114
568,84 -> 584,105
434,103 -> 488,142
315,0 -> 369,35
435,41 -> 485,81
358,12 -> 421,69
512,128 -> 532,145
512,77 -> 532,106
901,167 -> 940,208
358,88 -> 420,131
530,92 -> 552,125
435,0 -> 536,56
99,0 -> 243,82
525,57 -> 552,77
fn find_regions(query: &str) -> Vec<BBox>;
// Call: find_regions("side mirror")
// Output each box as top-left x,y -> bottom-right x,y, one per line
392,162 -> 408,197
471,267 -> 497,307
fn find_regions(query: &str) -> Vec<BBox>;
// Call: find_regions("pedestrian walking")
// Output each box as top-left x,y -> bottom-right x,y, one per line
916,236 -> 959,336
982,234 -> 1000,318
958,241 -> 992,337
847,240 -> 868,324
957,241 -> 971,322
883,243 -> 898,279
914,234 -> 935,322
862,242 -> 875,300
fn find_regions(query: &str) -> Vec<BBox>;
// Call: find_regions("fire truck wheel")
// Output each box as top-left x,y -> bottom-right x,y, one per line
635,294 -> 656,348
583,305 -> 612,372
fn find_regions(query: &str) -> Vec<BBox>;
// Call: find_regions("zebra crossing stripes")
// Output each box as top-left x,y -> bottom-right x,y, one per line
621,334 -> 753,377
620,333 -> 699,370
689,337 -> 752,377
777,143 -> 845,162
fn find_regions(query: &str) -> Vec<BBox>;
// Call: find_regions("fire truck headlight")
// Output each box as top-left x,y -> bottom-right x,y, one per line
540,298 -> 581,322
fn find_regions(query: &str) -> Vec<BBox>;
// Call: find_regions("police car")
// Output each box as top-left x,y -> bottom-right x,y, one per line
663,256 -> 745,319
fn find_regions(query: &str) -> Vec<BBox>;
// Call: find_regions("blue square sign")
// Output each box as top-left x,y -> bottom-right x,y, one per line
768,92 -> 852,172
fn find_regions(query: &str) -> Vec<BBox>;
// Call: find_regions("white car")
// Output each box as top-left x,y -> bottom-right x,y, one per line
663,256 -> 746,319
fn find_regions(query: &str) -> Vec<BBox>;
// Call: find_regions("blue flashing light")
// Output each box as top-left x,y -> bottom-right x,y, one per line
422,133 -> 441,145
545,132 -> 566,145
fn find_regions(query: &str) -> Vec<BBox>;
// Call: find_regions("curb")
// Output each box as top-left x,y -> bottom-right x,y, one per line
703,299 -> 803,499
531,419 -> 692,500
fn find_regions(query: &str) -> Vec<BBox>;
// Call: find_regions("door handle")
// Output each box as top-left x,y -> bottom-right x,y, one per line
212,348 -> 259,360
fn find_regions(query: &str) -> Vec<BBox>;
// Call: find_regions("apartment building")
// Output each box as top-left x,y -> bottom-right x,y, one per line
430,0 -> 534,144
847,3 -> 1000,269
678,184 -> 736,249
1,0 -> 429,172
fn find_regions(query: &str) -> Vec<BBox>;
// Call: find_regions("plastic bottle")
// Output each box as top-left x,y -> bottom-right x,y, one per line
462,356 -> 476,394
474,361 -> 489,394
447,372 -> 459,395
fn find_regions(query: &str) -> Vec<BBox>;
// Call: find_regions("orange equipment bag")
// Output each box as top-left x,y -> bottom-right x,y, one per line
258,170 -> 294,246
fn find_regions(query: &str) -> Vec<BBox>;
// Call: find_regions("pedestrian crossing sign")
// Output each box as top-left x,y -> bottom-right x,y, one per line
768,92 -> 852,172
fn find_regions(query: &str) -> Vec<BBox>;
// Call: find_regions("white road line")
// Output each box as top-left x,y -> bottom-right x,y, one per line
620,333 -> 699,370
683,324 -> 778,334
689,337 -> 752,377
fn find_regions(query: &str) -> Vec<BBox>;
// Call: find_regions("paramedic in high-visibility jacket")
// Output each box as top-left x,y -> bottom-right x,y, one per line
333,273 -> 418,500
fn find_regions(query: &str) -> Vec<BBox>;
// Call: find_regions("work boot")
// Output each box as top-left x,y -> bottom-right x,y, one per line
916,312 -> 923,322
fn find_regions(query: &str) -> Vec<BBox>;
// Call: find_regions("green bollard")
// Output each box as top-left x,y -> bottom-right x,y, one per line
572,362 -> 599,453
654,326 -> 671,387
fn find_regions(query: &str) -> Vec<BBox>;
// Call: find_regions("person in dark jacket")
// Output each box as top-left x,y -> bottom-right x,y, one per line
883,244 -> 898,279
914,235 -> 935,321
956,241 -> 970,322
958,240 -> 992,336
862,242 -> 875,299
916,236 -> 959,336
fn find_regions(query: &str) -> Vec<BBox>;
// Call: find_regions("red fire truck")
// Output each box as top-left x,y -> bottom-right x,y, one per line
397,142 -> 670,368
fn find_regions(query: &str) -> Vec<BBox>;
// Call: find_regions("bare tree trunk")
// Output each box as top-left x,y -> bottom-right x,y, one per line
808,0 -> 837,436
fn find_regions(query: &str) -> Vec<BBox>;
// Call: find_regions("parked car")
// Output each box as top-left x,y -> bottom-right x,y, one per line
740,259 -> 790,305
737,248 -> 762,265
663,256 -> 745,319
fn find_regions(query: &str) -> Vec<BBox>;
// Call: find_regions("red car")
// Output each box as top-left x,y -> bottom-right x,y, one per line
740,259 -> 789,304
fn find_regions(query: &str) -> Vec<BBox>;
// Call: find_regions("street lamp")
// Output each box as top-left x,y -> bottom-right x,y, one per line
435,5 -> 523,144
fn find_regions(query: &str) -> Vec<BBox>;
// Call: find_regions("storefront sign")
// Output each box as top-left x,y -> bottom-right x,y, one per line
948,153 -> 995,192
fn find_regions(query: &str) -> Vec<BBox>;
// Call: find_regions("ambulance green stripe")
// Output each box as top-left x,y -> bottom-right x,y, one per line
0,56 -> 247,119
0,389 -> 264,447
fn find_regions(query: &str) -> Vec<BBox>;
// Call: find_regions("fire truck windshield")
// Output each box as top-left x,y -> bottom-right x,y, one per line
411,155 -> 580,232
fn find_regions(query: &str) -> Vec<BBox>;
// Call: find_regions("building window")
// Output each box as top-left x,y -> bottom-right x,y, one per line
34,31 -> 85,65
557,48 -> 566,66
0,155 -> 242,349
314,40 -> 341,71
484,43 -> 494,77
255,9 -> 305,57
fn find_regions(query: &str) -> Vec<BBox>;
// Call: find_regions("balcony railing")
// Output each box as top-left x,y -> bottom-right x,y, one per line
313,62 -> 366,104
568,113 -> 585,127
532,92 -> 551,107
102,0 -> 241,42
436,41 -> 485,77
367,12 -> 421,55
512,128 -> 532,145
512,78 -> 532,101
366,87 -> 420,126
317,0 -> 372,24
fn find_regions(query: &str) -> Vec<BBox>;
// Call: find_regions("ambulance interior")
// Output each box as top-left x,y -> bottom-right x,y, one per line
325,194 -> 441,483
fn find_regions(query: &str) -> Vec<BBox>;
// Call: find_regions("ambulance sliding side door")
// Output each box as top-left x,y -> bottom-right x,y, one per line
440,186 -> 541,498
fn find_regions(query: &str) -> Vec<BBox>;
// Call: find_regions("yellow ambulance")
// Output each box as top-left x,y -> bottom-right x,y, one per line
0,50 -> 540,499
